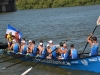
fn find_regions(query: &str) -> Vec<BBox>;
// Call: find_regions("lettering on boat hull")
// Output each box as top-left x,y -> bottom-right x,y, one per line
71,61 -> 79,64
88,58 -> 97,61
35,59 -> 71,66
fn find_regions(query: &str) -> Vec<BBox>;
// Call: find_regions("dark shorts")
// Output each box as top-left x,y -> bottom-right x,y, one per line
8,42 -> 12,46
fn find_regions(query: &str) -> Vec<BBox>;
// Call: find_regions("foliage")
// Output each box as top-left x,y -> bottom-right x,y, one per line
16,0 -> 100,9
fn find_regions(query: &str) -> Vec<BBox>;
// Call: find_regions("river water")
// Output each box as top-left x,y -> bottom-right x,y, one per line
0,4 -> 100,75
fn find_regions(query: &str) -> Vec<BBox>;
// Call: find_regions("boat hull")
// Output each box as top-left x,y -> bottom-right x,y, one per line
6,52 -> 100,73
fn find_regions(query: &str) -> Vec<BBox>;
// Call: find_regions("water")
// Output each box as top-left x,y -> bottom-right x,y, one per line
0,4 -> 100,75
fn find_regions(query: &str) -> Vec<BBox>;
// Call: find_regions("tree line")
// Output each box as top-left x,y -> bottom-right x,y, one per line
16,0 -> 100,9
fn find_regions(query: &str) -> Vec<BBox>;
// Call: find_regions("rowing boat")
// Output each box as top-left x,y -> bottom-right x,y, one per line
1,49 -> 100,73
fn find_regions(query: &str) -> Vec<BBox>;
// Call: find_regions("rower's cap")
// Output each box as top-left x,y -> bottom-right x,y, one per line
39,43 -> 43,46
46,44 -> 50,47
28,40 -> 32,43
12,39 -> 16,42
21,40 -> 25,43
48,40 -> 53,43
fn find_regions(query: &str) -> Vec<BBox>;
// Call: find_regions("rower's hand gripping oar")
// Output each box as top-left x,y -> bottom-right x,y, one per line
81,16 -> 100,54
21,37 -> 72,75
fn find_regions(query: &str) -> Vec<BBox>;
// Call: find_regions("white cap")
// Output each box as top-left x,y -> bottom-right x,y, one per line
28,40 -> 32,43
12,39 -> 16,42
48,40 -> 53,43
39,43 -> 43,46
21,40 -> 25,43
46,44 -> 50,47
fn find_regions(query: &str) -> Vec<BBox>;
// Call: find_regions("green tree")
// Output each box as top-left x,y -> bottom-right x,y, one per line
16,0 -> 100,9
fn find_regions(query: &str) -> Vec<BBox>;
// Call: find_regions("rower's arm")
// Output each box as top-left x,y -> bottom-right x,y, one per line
19,46 -> 23,53
10,44 -> 13,50
87,33 -> 93,45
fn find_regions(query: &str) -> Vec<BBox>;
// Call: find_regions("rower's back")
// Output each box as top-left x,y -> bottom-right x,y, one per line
90,36 -> 99,56
70,44 -> 78,59
13,40 -> 19,53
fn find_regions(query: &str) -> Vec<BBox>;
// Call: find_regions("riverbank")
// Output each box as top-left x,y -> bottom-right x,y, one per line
16,0 -> 100,10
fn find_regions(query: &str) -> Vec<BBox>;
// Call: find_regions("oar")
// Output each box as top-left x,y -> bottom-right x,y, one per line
0,56 -> 8,59
81,16 -> 100,54
1,57 -> 33,70
21,38 -> 72,75
0,54 -> 25,63
21,67 -> 32,75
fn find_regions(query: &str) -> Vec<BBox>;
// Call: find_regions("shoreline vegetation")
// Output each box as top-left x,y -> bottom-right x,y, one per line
16,0 -> 100,9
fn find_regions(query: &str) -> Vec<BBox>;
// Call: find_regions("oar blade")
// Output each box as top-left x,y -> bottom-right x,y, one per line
21,67 -> 32,75
97,16 -> 100,25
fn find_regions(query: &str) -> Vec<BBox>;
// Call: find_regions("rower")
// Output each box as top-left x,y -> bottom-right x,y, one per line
58,43 -> 69,60
19,40 -> 27,54
87,33 -> 99,56
27,40 -> 37,57
10,39 -> 19,53
46,44 -> 52,59
38,43 -> 47,58
48,40 -> 57,59
37,40 -> 44,55
27,40 -> 34,53
70,44 -> 78,59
